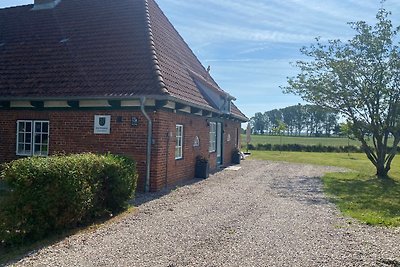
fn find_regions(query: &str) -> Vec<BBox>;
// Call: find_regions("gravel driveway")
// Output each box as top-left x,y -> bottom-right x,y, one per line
7,160 -> 400,267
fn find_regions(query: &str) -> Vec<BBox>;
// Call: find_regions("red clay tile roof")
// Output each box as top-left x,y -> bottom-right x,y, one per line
0,0 -> 247,121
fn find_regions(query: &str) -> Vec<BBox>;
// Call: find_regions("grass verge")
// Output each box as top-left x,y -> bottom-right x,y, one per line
242,134 -> 364,147
250,151 -> 400,227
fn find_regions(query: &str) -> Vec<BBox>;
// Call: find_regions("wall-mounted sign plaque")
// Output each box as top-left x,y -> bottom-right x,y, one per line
94,115 -> 111,134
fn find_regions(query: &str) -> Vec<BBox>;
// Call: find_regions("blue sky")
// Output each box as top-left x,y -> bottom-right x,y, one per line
1,0 -> 400,119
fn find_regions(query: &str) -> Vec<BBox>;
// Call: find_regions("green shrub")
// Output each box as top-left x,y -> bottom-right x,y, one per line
92,155 -> 137,216
256,144 -> 271,151
0,153 -> 137,246
247,144 -> 255,150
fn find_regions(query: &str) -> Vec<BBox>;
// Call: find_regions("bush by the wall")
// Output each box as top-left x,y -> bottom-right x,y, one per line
0,153 -> 137,246
92,155 -> 137,216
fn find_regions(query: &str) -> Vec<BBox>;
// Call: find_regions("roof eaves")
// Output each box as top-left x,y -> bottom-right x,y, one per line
0,94 -> 247,121
144,0 -> 169,96
231,113 -> 249,122
0,94 -> 215,112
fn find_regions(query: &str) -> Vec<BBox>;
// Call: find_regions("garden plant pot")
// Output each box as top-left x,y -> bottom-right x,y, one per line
195,161 -> 209,179
232,153 -> 241,164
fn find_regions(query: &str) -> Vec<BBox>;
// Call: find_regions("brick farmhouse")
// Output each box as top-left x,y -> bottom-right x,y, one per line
0,0 -> 248,191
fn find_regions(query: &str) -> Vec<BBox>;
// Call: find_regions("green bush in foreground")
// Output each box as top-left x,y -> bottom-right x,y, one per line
0,153 -> 137,246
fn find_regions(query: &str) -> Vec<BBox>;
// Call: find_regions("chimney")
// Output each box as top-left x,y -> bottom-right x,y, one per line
32,0 -> 62,10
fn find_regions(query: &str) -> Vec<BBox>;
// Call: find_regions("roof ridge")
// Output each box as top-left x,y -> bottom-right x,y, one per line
144,0 -> 169,95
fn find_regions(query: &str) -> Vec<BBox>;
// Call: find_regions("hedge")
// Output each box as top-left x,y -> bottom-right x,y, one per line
244,143 -> 363,153
0,153 -> 137,246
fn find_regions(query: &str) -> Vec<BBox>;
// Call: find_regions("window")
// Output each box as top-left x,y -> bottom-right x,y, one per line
16,120 -> 49,156
175,124 -> 183,159
209,122 -> 216,152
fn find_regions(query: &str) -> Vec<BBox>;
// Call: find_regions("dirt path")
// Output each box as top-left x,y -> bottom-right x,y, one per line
8,160 -> 400,267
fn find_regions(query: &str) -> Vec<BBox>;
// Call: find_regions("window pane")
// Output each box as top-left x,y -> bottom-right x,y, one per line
25,122 -> 31,132
35,134 -> 41,144
26,133 -> 31,143
175,125 -> 183,159
18,144 -> 24,153
18,122 -> 24,132
35,122 -> 41,132
32,121 -> 49,156
209,122 -> 216,152
42,122 -> 49,133
16,120 -> 50,156
42,134 -> 48,144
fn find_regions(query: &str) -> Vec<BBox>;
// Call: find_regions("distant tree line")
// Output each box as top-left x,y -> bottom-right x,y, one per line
250,104 -> 339,137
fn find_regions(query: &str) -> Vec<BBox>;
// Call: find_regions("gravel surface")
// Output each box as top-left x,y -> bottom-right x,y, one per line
7,160 -> 400,267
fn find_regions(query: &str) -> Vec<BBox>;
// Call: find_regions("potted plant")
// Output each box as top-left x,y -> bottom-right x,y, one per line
195,155 -> 209,179
232,147 -> 241,164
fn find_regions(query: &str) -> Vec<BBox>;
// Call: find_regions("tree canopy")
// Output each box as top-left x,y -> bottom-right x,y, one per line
250,104 -> 339,137
283,8 -> 400,178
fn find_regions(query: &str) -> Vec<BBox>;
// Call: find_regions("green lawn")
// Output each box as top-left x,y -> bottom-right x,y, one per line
250,151 -> 400,227
243,134 -> 363,147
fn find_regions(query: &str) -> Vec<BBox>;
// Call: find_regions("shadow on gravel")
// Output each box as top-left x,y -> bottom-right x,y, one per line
378,258 -> 400,267
271,176 -> 330,205
131,177 -> 203,207
131,165 -> 232,207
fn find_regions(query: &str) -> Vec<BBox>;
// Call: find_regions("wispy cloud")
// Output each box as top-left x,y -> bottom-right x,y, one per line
156,0 -> 400,116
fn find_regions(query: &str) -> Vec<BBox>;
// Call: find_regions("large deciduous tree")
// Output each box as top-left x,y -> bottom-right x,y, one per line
283,8 -> 400,178
250,112 -> 267,134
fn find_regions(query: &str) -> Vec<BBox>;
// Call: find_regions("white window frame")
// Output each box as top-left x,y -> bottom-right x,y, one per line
175,124 -> 183,160
16,120 -> 49,156
209,122 -> 216,152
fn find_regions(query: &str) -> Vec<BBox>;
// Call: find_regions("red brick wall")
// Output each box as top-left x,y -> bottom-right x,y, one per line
0,109 -> 242,192
0,109 -> 151,191
150,110 -> 241,191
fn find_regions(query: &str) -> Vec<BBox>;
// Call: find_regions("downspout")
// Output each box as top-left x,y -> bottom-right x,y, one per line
165,131 -> 170,189
140,97 -> 152,193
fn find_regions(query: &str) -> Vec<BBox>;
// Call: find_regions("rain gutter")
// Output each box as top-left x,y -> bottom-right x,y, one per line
140,96 -> 152,192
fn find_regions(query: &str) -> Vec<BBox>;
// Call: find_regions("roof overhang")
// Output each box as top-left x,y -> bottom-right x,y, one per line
0,95 -> 248,122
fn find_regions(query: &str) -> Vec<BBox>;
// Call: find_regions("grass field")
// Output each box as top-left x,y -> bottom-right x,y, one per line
242,134 -> 362,147
250,151 -> 400,227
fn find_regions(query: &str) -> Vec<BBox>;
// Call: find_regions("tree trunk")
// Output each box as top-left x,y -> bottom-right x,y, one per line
359,136 -> 390,179
375,146 -> 391,179
376,162 -> 389,178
